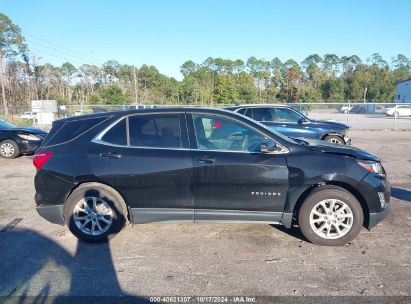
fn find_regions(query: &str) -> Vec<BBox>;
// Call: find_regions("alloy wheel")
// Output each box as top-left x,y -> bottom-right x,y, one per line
309,199 -> 354,239
73,197 -> 113,236
0,143 -> 15,158
328,138 -> 342,144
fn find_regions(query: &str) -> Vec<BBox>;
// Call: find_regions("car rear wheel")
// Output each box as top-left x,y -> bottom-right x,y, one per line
64,183 -> 127,243
324,135 -> 344,145
0,140 -> 20,159
298,186 -> 364,246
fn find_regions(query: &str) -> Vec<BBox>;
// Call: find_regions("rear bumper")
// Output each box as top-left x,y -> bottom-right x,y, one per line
36,205 -> 64,225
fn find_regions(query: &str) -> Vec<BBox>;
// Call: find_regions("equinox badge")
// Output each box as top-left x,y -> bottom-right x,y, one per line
251,192 -> 281,196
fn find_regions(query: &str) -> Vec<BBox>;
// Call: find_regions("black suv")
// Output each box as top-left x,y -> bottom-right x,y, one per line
34,108 -> 390,245
225,105 -> 351,145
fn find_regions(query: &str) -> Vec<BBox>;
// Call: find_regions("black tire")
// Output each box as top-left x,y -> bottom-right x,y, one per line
0,140 -> 20,159
324,135 -> 344,145
298,186 -> 364,246
64,183 -> 127,243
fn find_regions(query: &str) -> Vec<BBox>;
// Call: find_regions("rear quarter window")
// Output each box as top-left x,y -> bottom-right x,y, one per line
43,117 -> 108,147
101,119 -> 127,146
236,108 -> 247,115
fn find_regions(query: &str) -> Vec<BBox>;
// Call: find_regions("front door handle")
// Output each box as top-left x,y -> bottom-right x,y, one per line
100,152 -> 122,159
196,156 -> 216,164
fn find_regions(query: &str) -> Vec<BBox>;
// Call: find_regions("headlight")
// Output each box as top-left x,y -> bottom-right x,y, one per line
18,134 -> 41,141
357,160 -> 384,175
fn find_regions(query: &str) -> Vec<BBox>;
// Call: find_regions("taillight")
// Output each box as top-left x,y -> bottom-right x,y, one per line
33,152 -> 53,169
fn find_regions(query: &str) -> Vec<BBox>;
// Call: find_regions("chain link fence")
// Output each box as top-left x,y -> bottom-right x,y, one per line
1,102 -> 411,130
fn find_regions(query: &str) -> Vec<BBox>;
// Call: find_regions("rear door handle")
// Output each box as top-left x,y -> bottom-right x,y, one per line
196,156 -> 216,164
100,152 -> 122,159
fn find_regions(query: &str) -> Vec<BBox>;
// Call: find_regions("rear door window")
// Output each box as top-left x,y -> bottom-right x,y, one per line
243,108 -> 253,118
251,108 -> 275,122
128,114 -> 182,148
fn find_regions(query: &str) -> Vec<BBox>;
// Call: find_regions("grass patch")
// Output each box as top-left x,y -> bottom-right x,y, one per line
0,115 -> 35,128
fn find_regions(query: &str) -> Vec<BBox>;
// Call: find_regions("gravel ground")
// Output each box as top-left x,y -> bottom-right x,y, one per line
0,130 -> 410,299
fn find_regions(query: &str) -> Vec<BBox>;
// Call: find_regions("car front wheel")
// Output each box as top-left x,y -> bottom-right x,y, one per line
64,183 -> 127,243
324,135 -> 344,145
298,186 -> 364,246
0,140 -> 20,159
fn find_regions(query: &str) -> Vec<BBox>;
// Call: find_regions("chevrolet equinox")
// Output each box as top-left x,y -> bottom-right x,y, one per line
34,108 -> 390,245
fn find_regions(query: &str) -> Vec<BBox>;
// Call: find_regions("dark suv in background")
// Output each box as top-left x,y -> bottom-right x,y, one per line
34,108 -> 389,246
225,105 -> 351,145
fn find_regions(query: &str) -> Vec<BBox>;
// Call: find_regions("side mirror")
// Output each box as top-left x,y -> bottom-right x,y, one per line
260,140 -> 278,153
298,118 -> 309,124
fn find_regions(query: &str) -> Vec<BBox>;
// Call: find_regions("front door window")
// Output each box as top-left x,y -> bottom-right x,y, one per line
274,108 -> 302,123
192,114 -> 267,153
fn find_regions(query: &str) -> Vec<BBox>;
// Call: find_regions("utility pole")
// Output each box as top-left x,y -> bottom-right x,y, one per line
363,87 -> 367,103
0,52 -> 8,116
132,66 -> 139,105
143,81 -> 147,105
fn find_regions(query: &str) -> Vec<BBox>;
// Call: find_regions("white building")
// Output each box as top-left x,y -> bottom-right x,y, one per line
396,78 -> 411,103
31,100 -> 58,125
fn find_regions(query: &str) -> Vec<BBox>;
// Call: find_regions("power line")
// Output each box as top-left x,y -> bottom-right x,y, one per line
27,39 -> 101,66
29,47 -> 86,66
24,32 -> 106,63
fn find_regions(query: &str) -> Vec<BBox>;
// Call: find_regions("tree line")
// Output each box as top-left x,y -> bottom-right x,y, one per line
1,13 -> 410,115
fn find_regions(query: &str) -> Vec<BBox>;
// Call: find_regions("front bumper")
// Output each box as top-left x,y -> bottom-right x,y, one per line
343,134 -> 351,145
359,172 -> 391,229
36,205 -> 64,225
368,206 -> 390,229
18,139 -> 42,154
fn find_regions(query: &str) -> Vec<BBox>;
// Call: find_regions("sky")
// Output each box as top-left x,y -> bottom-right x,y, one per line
1,0 -> 411,79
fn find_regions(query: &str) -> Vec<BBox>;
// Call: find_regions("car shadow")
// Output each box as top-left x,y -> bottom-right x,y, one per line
1,228 -> 152,303
391,187 -> 411,202
269,224 -> 308,243
0,189 -> 151,303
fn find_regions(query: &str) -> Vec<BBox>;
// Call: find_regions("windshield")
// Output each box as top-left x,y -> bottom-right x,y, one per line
0,120 -> 17,129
